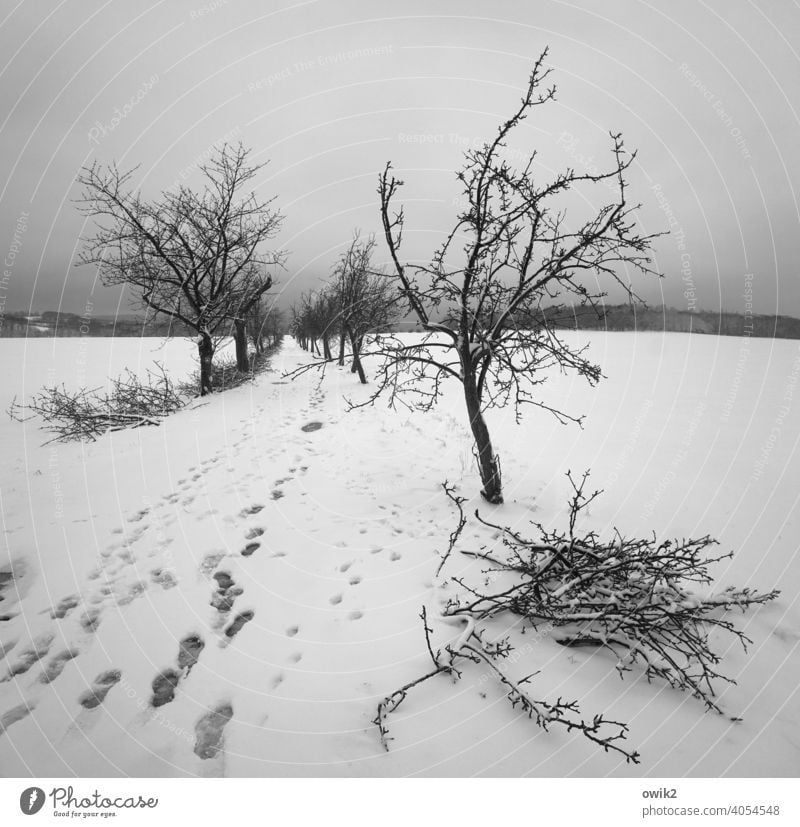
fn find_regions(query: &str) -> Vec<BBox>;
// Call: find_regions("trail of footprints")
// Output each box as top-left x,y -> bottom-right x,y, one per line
1,386 -> 350,754
324,558 -> 368,622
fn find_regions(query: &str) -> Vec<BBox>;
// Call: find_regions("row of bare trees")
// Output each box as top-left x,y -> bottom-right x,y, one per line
78,48 -> 659,506
290,233 -> 399,383
78,144 -> 285,394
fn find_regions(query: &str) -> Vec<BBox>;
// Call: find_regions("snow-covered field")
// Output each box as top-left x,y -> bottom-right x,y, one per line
0,332 -> 797,777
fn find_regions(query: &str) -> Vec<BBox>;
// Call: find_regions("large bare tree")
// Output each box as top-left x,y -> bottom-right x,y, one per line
371,49 -> 661,503
78,143 -> 285,394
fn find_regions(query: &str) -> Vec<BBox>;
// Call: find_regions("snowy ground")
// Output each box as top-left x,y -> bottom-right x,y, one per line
0,332 -> 798,777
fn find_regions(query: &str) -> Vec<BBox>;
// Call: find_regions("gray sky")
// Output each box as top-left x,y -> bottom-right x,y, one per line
1,0 -> 798,317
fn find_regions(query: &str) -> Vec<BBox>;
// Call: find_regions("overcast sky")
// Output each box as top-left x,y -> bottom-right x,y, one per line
0,0 -> 798,318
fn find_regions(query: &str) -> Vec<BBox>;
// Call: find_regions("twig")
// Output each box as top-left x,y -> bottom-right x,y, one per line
436,481 -> 467,577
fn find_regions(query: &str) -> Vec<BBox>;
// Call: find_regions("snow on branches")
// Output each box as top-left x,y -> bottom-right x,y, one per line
374,472 -> 779,762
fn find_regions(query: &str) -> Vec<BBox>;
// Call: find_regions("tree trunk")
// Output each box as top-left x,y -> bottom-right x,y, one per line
322,333 -> 332,361
348,329 -> 367,384
198,332 -> 215,396
463,376 -> 502,503
338,330 -> 346,366
234,318 -> 250,372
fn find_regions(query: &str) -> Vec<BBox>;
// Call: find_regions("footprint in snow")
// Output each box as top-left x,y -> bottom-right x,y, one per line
151,669 -> 181,707
0,702 -> 34,736
349,575 -> 362,586
390,551 -> 402,562
178,634 -> 206,673
117,581 -> 147,606
194,703 -> 233,760
286,625 -> 299,638
240,504 -> 265,516
80,609 -> 102,632
271,489 -> 284,500
288,652 -> 303,663
199,553 -> 226,576
241,542 -> 260,557
150,568 -> 178,590
224,610 -> 254,639
245,527 -> 265,540
301,422 -> 323,433
78,669 -> 121,710
4,634 -> 54,679
213,571 -> 234,591
339,561 -> 352,573
348,611 -> 364,621
329,594 -> 343,606
270,673 -> 284,689
0,639 -> 16,662
210,573 -> 242,613
40,649 -> 79,684
50,595 -> 80,619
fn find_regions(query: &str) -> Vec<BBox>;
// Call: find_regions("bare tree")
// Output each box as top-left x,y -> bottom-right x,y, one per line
291,290 -> 339,359
288,232 -> 399,385
331,232 -> 399,383
225,266 -> 279,372
78,143 -> 285,395
370,49 -> 661,503
247,299 -> 285,353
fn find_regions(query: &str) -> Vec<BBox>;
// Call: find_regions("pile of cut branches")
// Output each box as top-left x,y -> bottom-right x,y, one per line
9,364 -> 187,443
11,339 -> 282,444
374,473 -> 779,762
449,472 -> 779,713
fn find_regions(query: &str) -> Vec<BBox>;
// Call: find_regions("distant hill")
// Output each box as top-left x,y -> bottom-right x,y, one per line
533,304 -> 800,339
393,305 -> 800,340
3,304 -> 800,340
0,310 -> 193,338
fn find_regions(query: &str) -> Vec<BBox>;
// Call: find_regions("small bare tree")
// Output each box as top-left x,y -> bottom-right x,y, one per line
288,232 -> 399,385
247,299 -> 284,353
78,143 -> 285,395
371,49 -> 661,503
291,290 -> 338,359
332,232 -> 398,383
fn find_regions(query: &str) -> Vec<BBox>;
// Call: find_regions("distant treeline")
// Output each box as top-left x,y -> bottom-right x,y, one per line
0,310 -> 195,338
3,304 -> 800,340
533,304 -> 800,339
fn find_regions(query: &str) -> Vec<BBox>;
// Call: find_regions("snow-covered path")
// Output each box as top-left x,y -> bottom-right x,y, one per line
0,339 -> 473,776
0,335 -> 798,777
